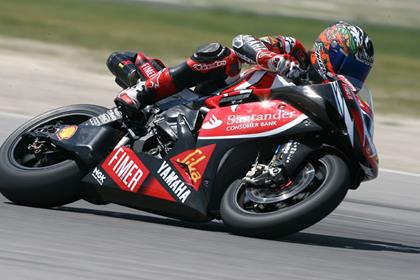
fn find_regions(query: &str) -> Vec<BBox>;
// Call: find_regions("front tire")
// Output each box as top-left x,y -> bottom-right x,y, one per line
220,154 -> 350,238
0,104 -> 107,207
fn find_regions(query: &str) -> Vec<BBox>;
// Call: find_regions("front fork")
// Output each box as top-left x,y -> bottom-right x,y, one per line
243,140 -> 314,187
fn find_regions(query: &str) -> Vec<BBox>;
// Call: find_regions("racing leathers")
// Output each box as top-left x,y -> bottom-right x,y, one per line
107,34 -> 313,118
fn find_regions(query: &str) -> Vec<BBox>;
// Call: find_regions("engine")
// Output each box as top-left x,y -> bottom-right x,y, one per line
148,105 -> 199,155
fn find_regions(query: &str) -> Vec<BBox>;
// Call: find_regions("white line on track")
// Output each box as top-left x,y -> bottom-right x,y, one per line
380,168 -> 420,178
0,111 -> 31,119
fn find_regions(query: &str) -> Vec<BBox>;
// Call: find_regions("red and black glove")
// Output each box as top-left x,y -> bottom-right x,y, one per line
256,50 -> 302,79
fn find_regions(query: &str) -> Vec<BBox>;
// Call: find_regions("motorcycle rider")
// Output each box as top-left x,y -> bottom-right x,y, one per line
107,21 -> 374,119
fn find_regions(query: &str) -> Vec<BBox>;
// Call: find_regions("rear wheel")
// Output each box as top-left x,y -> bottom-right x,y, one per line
220,154 -> 350,238
0,104 -> 107,207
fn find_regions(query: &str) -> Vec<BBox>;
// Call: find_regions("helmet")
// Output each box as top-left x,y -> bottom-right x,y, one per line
310,21 -> 374,89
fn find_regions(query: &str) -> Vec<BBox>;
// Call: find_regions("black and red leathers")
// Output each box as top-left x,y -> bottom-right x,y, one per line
107,35 -> 310,117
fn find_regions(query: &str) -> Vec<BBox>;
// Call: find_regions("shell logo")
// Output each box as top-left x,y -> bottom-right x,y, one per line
57,125 -> 78,140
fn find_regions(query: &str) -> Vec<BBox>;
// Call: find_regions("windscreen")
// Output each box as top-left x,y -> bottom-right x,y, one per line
358,85 -> 374,112
358,84 -> 375,137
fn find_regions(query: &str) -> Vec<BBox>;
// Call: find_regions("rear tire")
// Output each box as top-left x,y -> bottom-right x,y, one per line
0,104 -> 107,207
220,154 -> 350,238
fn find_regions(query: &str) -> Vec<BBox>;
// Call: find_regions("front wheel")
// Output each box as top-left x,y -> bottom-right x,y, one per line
0,104 -> 107,207
220,154 -> 350,238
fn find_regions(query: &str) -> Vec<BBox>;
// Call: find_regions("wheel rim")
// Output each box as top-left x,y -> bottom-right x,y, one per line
245,163 -> 316,204
235,158 -> 329,214
9,113 -> 93,169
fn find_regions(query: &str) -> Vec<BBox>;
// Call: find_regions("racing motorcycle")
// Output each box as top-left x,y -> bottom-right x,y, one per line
0,67 -> 378,238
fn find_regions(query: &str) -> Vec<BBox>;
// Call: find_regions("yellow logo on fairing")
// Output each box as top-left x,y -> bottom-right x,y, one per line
176,149 -> 206,184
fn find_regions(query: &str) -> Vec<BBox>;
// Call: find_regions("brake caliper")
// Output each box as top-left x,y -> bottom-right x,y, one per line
243,145 -> 287,188
244,140 -> 313,188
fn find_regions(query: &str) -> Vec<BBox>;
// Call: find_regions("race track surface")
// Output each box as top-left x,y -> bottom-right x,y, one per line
0,114 -> 419,280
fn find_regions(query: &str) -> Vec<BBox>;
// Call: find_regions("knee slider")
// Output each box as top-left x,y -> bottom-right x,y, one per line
192,42 -> 229,62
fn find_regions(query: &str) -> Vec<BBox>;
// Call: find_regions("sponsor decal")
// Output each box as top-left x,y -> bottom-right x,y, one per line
224,108 -> 296,131
56,125 -> 78,140
198,101 -> 306,139
102,147 -> 149,192
176,150 -> 206,183
172,144 -> 215,190
256,50 -> 274,61
202,115 -> 223,129
89,108 -> 122,126
140,62 -> 158,79
92,167 -> 106,186
226,110 -> 297,124
157,161 -> 191,203
146,69 -> 163,89
192,60 -> 226,71
202,103 -> 297,132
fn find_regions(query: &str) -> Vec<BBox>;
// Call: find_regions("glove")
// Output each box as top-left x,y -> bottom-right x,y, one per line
267,54 -> 300,76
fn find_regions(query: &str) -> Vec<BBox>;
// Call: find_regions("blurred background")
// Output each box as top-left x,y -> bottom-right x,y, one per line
0,0 -> 419,172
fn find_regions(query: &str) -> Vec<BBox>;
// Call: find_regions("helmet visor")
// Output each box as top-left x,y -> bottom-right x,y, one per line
329,46 -> 372,90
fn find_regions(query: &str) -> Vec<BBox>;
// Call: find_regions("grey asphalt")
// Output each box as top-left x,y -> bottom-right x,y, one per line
0,113 -> 419,280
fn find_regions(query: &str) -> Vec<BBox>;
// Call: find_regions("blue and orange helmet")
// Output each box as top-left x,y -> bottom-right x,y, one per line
310,21 -> 374,89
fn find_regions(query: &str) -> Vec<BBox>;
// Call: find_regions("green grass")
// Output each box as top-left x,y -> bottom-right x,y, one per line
1,0 -> 419,116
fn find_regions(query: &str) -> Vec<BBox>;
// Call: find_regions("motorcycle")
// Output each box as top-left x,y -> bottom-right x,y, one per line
0,67 -> 378,237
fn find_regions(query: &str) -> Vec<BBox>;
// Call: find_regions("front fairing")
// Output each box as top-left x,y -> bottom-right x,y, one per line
269,81 -> 378,182
329,82 -> 379,181
354,85 -> 378,180
204,78 -> 379,182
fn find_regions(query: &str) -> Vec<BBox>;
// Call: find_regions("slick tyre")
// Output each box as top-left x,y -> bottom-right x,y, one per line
0,104 -> 107,208
220,154 -> 350,238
